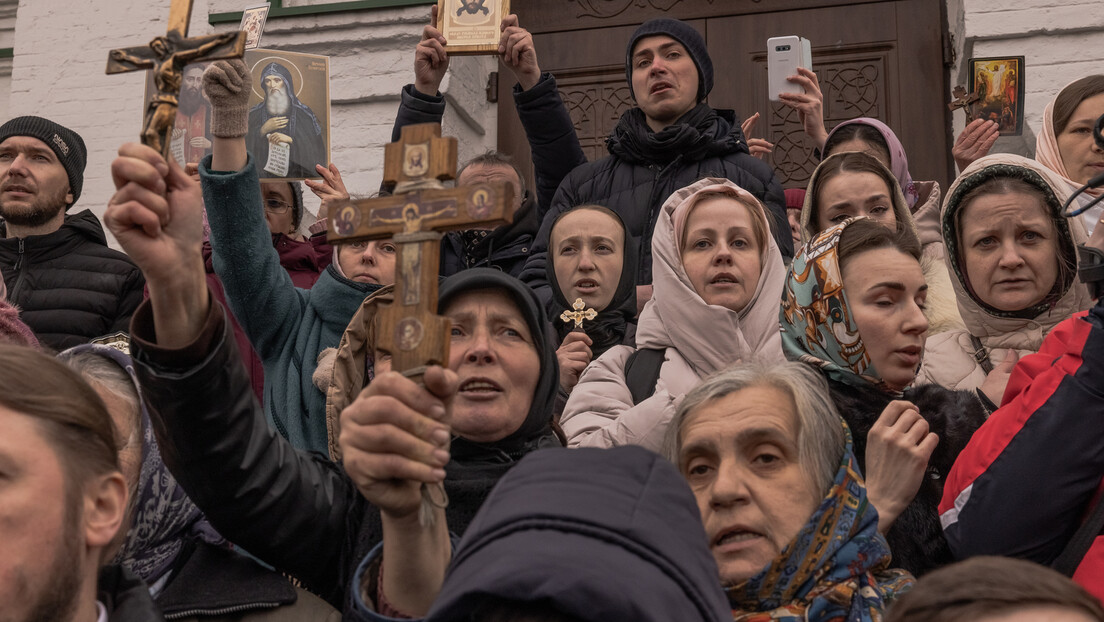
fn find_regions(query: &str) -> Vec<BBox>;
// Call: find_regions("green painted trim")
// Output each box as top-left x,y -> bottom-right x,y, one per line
0,48 -> 12,59
209,0 -> 433,24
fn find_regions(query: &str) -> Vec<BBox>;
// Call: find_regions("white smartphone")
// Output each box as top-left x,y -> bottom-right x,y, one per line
767,36 -> 812,101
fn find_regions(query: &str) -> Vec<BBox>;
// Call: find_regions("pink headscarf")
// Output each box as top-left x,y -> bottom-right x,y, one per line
1036,88 -> 1104,199
825,117 -> 919,209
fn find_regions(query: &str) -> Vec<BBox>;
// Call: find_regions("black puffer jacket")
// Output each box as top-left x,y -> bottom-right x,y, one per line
521,104 -> 790,302
827,378 -> 986,577
0,210 -> 144,349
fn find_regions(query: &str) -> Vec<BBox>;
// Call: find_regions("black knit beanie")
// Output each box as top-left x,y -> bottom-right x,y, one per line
625,18 -> 714,103
0,116 -> 87,207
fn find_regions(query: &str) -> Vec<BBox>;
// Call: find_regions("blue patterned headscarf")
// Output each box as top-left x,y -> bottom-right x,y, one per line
780,219 -> 883,389
60,343 -> 224,586
727,425 -> 914,621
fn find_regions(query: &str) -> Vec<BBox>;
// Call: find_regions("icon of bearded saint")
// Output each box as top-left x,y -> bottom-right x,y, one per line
247,61 -> 326,178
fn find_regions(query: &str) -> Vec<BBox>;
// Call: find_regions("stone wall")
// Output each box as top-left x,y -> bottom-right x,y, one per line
950,0 -> 1104,162
6,0 -> 496,245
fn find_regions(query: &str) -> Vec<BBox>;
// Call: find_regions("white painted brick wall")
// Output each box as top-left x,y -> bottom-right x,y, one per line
952,0 -> 1104,164
6,0 -> 495,247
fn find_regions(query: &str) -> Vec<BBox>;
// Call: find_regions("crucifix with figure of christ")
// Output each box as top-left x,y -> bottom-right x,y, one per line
106,0 -> 246,161
328,122 -> 516,523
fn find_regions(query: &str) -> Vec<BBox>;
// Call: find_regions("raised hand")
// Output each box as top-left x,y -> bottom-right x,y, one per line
305,162 -> 350,222
864,400 -> 939,533
979,349 -> 1018,408
777,67 -> 827,151
105,142 -> 208,347
953,119 -> 1000,172
106,143 -> 204,286
740,112 -> 774,161
498,14 -> 540,91
339,366 -> 457,519
414,4 -> 449,96
556,331 -> 593,393
203,59 -> 252,139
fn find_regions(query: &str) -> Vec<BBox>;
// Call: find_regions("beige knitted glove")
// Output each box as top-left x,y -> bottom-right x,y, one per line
202,59 -> 251,138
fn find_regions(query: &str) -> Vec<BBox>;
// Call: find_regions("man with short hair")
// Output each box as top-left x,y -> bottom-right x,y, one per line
247,62 -> 326,178
0,344 -> 144,621
520,18 -> 792,308
0,115 -> 144,350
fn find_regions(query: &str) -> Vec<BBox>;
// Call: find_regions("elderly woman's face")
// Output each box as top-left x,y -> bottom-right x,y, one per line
1056,92 -> 1104,186
551,209 -> 625,312
678,385 -> 820,585
960,191 -> 1058,312
680,197 -> 763,313
842,247 -> 929,391
446,289 -> 540,444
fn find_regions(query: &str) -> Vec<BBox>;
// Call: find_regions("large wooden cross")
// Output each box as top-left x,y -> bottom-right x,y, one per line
106,0 -> 246,161
329,123 -> 516,379
329,122 -> 515,525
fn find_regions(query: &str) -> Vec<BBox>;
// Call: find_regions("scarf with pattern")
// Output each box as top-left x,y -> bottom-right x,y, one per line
727,427 -> 914,621
780,219 -> 885,390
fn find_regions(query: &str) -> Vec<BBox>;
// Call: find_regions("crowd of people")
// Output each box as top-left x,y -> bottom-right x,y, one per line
3,9 -> 1104,622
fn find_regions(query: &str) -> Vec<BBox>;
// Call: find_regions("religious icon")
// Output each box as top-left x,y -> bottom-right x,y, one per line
967,56 -> 1025,136
334,203 -> 361,236
403,143 -> 429,177
435,0 -> 510,55
467,187 -> 495,219
245,48 -> 331,180
239,3 -> 271,50
396,318 -> 425,351
143,60 -> 214,167
948,85 -> 981,124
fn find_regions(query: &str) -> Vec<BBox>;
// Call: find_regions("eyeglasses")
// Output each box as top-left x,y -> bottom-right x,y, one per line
264,198 -> 292,214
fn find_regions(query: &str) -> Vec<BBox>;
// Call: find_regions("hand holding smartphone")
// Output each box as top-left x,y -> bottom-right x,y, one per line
768,36 -> 812,102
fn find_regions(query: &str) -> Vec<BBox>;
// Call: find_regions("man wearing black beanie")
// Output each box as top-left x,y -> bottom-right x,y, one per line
0,115 -> 144,349
520,18 -> 791,310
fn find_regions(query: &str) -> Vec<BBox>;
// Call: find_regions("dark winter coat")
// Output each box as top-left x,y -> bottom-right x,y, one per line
130,270 -> 561,617
389,74 -> 585,279
826,377 -> 986,576
98,565 -> 165,621
521,104 -> 790,302
0,209 -> 144,350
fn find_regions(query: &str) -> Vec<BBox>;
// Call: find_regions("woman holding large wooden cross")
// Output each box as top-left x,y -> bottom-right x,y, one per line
103,87 -> 561,622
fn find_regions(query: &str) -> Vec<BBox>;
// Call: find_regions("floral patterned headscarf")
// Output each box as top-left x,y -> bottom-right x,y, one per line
780,219 -> 882,389
728,424 -> 914,621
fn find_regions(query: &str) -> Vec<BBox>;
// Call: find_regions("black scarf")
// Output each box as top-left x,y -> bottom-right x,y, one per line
544,209 -> 638,359
607,103 -> 745,165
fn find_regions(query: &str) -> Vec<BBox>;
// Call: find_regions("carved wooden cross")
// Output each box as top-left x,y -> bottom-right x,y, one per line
106,0 -> 246,161
948,85 -> 981,123
329,122 -> 515,524
560,298 -> 596,331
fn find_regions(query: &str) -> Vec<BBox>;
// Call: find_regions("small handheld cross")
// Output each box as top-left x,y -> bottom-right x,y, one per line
329,123 -> 516,525
560,298 -> 596,331
948,85 -> 981,123
106,0 -> 246,161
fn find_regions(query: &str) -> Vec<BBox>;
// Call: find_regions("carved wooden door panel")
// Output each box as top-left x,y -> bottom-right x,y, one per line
499,0 -> 950,198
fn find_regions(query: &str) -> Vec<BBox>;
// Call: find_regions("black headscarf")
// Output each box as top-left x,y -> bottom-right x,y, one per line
437,268 -> 561,460
544,207 -> 638,359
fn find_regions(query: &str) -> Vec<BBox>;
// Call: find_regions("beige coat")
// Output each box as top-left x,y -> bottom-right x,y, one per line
560,178 -> 786,453
917,154 -> 1093,394
800,155 -> 962,335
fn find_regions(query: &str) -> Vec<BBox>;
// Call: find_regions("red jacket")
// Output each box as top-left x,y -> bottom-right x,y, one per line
940,299 -> 1104,601
203,233 -> 331,400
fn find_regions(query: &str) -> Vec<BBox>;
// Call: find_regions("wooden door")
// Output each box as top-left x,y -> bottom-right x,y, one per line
499,0 -> 951,194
